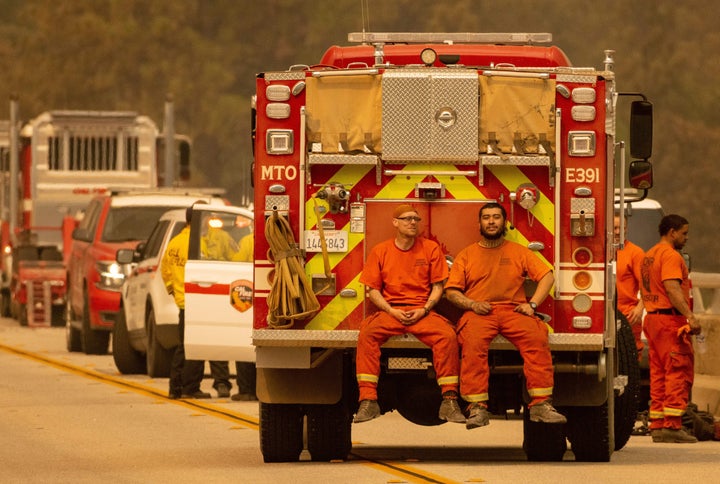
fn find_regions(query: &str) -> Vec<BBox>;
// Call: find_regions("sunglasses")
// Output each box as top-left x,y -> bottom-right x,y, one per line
396,216 -> 422,222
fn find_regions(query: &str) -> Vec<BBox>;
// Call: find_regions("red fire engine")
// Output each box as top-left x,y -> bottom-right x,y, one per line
0,106 -> 190,326
251,32 -> 654,462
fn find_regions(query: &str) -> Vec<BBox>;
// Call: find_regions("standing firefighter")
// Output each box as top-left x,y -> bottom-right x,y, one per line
641,214 -> 700,443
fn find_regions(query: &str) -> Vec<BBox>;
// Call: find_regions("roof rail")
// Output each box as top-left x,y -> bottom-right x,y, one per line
108,187 -> 226,197
347,32 -> 552,45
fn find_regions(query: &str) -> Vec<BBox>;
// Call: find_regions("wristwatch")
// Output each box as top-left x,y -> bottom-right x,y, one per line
529,302 -> 537,312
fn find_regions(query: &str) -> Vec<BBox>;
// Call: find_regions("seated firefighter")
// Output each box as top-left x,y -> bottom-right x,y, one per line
444,202 -> 566,429
353,204 -> 465,424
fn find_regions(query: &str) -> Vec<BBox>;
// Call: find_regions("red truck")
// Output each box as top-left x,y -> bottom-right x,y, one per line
184,32 -> 655,462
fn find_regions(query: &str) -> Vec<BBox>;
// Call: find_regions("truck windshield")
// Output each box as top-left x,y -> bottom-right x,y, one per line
102,206 -> 179,242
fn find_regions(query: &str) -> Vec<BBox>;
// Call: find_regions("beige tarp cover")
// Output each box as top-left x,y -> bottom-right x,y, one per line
479,76 -> 556,154
306,75 -> 382,154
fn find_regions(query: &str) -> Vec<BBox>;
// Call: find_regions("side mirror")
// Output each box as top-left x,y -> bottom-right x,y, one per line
116,248 -> 136,264
72,227 -> 90,242
629,160 -> 653,189
630,100 -> 653,160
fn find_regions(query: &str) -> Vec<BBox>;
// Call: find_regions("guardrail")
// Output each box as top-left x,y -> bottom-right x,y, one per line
691,272 -> 720,314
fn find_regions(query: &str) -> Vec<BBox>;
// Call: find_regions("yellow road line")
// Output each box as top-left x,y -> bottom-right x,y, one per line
0,341 -> 463,483
0,342 -> 259,429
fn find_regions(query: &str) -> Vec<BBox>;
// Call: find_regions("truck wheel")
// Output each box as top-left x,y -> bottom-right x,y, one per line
65,299 -> 82,352
259,403 -> 304,463
614,313 -> 640,451
50,304 -> 66,327
18,303 -> 28,326
565,403 -> 612,462
112,309 -> 145,374
522,405 -> 567,461
0,288 -> 10,317
146,309 -> 172,378
81,294 -> 109,355
395,375 -> 445,426
307,401 -> 353,461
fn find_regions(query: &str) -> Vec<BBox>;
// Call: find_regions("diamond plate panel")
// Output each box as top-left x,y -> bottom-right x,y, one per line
382,69 -> 478,162
570,198 -> 595,214
252,329 -> 604,351
264,195 -> 289,212
265,71 -> 306,81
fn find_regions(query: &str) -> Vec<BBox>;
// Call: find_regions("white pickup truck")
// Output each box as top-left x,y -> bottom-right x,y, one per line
113,203 -> 255,376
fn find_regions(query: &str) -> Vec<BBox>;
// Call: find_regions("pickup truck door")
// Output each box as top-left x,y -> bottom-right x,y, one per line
184,207 -> 254,361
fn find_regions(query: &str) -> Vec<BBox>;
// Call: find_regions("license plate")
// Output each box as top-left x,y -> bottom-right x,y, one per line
304,230 -> 348,253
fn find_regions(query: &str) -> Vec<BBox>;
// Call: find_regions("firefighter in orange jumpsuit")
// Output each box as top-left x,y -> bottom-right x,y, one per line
445,202 -> 566,429
615,212 -> 645,359
354,204 -> 465,424
641,213 -> 700,443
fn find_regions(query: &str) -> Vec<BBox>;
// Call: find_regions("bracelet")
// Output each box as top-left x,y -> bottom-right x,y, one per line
423,307 -> 430,316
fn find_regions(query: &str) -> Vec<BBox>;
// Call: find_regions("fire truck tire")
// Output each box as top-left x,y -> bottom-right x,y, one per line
565,403 -> 611,462
306,401 -> 353,461
146,309 -> 172,378
81,294 -> 109,355
50,305 -> 66,327
614,313 -> 641,451
259,403 -> 304,463
395,375 -> 445,426
522,405 -> 567,461
18,303 -> 28,326
0,289 -> 10,317
112,309 -> 145,374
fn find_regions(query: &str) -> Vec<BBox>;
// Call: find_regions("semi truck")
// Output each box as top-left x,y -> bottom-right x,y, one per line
249,32 -> 654,462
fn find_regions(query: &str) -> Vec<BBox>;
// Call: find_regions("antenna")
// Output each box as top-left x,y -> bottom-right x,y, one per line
360,0 -> 369,33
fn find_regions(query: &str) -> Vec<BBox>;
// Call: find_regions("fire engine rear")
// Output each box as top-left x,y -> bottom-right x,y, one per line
252,32 -> 654,462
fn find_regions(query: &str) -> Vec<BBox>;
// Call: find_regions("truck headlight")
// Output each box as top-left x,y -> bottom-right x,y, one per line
96,261 -> 125,291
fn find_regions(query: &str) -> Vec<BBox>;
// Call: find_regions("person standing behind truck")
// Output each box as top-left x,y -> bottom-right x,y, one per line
161,203 -> 211,399
200,212 -> 257,401
445,202 -> 566,429
353,204 -> 465,424
640,214 -> 701,443
615,212 -> 645,359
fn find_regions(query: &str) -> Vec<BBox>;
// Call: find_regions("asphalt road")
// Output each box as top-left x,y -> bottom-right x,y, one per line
1,317 -> 719,484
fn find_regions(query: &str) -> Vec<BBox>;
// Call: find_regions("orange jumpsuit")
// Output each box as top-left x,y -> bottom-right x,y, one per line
641,242 -> 693,431
356,237 -> 459,401
616,240 -> 645,357
445,240 -> 554,407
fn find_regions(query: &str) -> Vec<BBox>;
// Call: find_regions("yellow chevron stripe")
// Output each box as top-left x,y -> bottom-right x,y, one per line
305,164 -> 374,230
487,165 -> 555,235
305,272 -> 364,330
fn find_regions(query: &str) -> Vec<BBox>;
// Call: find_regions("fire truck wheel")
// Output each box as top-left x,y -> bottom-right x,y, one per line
522,405 -> 567,461
146,309 -> 172,378
81,293 -> 109,355
50,304 -> 66,327
259,403 -> 304,463
614,313 -> 641,451
565,403 -> 612,462
395,375 -> 445,426
306,401 -> 353,461
112,308 -> 145,374
0,289 -> 10,317
18,303 -> 28,326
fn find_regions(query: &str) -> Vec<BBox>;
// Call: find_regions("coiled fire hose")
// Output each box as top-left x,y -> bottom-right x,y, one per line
265,210 -> 320,328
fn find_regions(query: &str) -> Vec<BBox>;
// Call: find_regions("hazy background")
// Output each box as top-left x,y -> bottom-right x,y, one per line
1,0 -> 718,271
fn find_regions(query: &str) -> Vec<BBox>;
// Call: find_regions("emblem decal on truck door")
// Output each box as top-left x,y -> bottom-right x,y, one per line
230,279 -> 253,313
